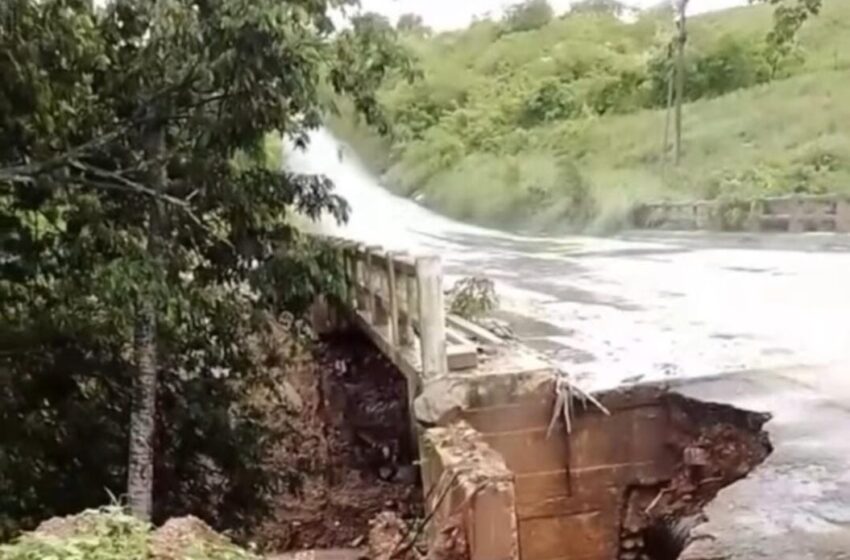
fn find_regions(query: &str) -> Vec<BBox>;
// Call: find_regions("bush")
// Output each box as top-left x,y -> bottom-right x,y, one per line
447,277 -> 499,319
0,508 -> 257,560
0,237 -> 344,541
646,35 -> 769,107
521,80 -> 580,126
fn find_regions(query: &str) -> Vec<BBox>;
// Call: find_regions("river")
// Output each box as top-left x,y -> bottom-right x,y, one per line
287,129 -> 850,390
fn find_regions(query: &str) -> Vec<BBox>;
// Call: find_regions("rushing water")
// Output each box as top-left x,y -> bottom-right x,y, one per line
287,129 -> 850,390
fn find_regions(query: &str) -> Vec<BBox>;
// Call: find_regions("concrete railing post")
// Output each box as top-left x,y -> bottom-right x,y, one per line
746,200 -> 761,232
401,273 -> 416,347
386,252 -> 399,346
789,196 -> 805,233
837,197 -> 850,233
416,256 -> 448,379
353,244 -> 367,312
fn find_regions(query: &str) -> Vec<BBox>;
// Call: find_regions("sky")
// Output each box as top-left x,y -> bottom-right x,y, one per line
359,0 -> 750,30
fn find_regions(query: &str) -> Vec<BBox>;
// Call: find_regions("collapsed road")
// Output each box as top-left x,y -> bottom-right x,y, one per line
267,333 -> 774,560
283,129 -> 850,558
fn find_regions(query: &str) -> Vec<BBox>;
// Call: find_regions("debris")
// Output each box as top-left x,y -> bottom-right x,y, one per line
475,317 -> 515,340
425,514 -> 468,560
445,277 -> 498,320
546,372 -> 611,437
368,512 -> 408,560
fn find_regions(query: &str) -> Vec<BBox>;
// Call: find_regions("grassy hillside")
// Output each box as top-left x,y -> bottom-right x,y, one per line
330,0 -> 850,232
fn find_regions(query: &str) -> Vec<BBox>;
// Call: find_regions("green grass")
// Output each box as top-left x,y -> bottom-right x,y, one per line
331,0 -> 850,232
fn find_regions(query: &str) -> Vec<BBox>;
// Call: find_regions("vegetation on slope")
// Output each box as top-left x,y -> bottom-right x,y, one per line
0,508 -> 255,560
331,0 -> 850,231
1,0 -> 410,541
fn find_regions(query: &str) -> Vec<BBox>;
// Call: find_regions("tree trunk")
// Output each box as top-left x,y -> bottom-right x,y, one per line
661,61 -> 675,164
674,1 -> 688,165
127,125 -> 166,520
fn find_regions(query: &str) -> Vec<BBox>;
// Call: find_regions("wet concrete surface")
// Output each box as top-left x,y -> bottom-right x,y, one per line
677,366 -> 850,560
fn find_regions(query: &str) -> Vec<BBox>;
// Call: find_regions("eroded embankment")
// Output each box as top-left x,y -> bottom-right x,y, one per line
620,393 -> 773,560
254,332 -> 422,552
420,378 -> 772,560
259,332 -> 771,560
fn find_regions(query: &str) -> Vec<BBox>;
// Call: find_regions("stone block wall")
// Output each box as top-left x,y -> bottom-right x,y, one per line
419,379 -> 771,560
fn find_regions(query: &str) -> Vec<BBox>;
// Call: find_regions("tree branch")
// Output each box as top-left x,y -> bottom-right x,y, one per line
67,160 -> 191,208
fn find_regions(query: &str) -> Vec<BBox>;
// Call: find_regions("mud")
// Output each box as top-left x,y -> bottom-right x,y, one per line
254,332 -> 422,553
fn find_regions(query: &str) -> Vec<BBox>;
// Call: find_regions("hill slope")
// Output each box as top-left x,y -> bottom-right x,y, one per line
331,1 -> 850,232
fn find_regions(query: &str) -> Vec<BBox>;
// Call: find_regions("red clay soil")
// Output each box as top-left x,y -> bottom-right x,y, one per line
252,333 -> 423,553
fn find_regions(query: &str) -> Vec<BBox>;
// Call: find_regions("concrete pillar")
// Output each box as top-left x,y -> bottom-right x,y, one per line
837,197 -> 850,233
385,252 -> 399,345
423,424 -> 519,560
695,202 -> 711,230
399,272 -> 414,347
745,200 -> 762,232
416,256 -> 448,379
364,246 -> 382,323
789,197 -> 805,233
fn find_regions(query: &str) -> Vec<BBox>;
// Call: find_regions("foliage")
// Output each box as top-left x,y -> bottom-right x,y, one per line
332,0 -> 847,232
503,0 -> 554,33
646,34 -> 771,105
0,509 -> 151,560
758,0 -> 823,74
570,0 -> 628,17
447,277 -> 498,320
521,80 -> 580,126
397,13 -> 431,36
0,507 -> 257,560
0,0 -> 409,540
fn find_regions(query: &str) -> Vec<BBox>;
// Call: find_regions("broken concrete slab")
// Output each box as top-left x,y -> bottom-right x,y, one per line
422,422 -> 518,560
675,369 -> 850,560
420,378 -> 773,560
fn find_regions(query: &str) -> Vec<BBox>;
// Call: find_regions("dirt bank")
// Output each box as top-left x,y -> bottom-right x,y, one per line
253,332 -> 422,552
619,393 -> 773,560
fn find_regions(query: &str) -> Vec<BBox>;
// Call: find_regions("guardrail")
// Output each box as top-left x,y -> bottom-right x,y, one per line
319,238 -> 496,385
633,194 -> 850,233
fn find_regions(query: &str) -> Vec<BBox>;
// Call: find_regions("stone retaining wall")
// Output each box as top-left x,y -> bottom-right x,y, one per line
418,377 -> 771,560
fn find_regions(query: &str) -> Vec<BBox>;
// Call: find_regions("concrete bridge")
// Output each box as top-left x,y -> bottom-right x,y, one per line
294,130 -> 850,560
312,240 -> 778,560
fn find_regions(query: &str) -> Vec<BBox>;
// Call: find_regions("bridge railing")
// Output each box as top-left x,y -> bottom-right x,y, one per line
319,238 -> 484,387
633,193 -> 850,232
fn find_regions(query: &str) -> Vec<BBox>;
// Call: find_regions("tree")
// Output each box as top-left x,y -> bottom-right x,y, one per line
757,0 -> 822,75
503,0 -> 554,33
397,13 -> 431,36
673,0 -> 690,165
1,0 -> 413,524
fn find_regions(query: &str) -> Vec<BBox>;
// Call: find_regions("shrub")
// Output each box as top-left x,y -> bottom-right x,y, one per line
0,507 -> 257,560
521,80 -> 580,126
646,35 -> 770,107
447,277 -> 499,319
